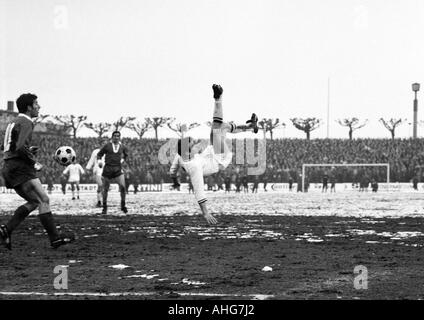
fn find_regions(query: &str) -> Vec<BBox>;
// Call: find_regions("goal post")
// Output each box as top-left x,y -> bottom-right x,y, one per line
301,163 -> 390,192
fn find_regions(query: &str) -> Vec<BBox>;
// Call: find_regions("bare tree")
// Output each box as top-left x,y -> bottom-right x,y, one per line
145,117 -> 174,140
44,121 -> 71,136
291,117 -> 322,140
258,118 -> 282,140
257,120 -> 267,139
337,117 -> 368,140
113,116 -> 136,132
167,120 -> 200,138
84,122 -> 112,138
54,115 -> 87,139
380,118 -> 404,140
33,114 -> 50,130
128,119 -> 151,139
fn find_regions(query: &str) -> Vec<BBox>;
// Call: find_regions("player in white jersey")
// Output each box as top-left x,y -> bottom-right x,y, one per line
170,84 -> 259,224
63,162 -> 85,200
86,148 -> 105,207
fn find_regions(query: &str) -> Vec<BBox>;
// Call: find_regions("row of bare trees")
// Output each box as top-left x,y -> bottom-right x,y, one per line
258,117 -> 408,140
33,114 -> 411,140
34,115 -> 201,140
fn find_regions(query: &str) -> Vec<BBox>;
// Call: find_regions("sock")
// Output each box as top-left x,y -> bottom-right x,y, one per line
232,124 -> 251,133
213,99 -> 223,123
120,190 -> 126,208
39,212 -> 59,241
103,192 -> 108,208
6,205 -> 32,234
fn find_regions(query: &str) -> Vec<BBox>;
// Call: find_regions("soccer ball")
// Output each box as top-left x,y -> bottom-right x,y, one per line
54,146 -> 76,166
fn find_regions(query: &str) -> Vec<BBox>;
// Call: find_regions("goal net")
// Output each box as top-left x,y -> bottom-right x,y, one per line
301,163 -> 390,192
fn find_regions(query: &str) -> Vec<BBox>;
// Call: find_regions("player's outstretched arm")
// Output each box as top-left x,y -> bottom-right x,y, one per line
199,202 -> 217,225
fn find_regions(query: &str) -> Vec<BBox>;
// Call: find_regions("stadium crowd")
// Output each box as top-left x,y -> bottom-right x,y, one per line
1,133 -> 423,188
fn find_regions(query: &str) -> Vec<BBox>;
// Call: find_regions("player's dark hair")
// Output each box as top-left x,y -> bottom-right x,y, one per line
112,131 -> 121,137
177,137 -> 193,157
16,93 -> 37,113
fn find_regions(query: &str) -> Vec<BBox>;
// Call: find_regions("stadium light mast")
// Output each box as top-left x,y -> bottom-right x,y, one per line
327,77 -> 330,138
412,83 -> 420,138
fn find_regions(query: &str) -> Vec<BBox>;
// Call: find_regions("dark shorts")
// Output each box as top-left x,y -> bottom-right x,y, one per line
2,159 -> 37,189
102,165 -> 123,180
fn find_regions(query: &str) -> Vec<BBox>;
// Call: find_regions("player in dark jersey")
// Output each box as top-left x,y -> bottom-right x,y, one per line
97,131 -> 129,214
0,93 -> 74,250
288,176 -> 293,192
322,173 -> 328,193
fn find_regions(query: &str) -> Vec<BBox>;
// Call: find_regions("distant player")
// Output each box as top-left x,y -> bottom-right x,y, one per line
60,174 -> 67,195
330,175 -> 336,193
170,84 -> 259,224
63,161 -> 85,200
263,173 -> 268,192
322,173 -> 328,193
225,176 -> 231,193
412,176 -> 419,191
86,147 -> 105,207
0,93 -> 74,250
288,176 -> 293,192
252,175 -> 259,193
371,179 -> 378,192
242,175 -> 249,193
97,131 -> 129,214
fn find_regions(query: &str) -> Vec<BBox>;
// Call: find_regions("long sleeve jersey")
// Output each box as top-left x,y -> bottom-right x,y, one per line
2,114 -> 36,165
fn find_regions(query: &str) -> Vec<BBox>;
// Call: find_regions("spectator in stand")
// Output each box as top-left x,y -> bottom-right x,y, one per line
3,133 -> 424,186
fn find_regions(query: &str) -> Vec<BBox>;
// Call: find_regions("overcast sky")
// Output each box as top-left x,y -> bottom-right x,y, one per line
1,0 -> 424,139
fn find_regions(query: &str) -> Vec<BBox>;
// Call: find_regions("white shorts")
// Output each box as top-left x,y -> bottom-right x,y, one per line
181,146 -> 232,205
201,145 -> 233,176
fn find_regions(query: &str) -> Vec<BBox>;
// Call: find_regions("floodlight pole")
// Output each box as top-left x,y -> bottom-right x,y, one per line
412,83 -> 420,139
387,164 -> 390,191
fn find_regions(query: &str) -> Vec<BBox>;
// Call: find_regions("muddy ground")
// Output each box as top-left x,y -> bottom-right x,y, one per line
1,209 -> 424,300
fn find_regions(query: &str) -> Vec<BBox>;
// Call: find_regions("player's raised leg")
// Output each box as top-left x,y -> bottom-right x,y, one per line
211,84 -> 258,138
208,84 -> 259,173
